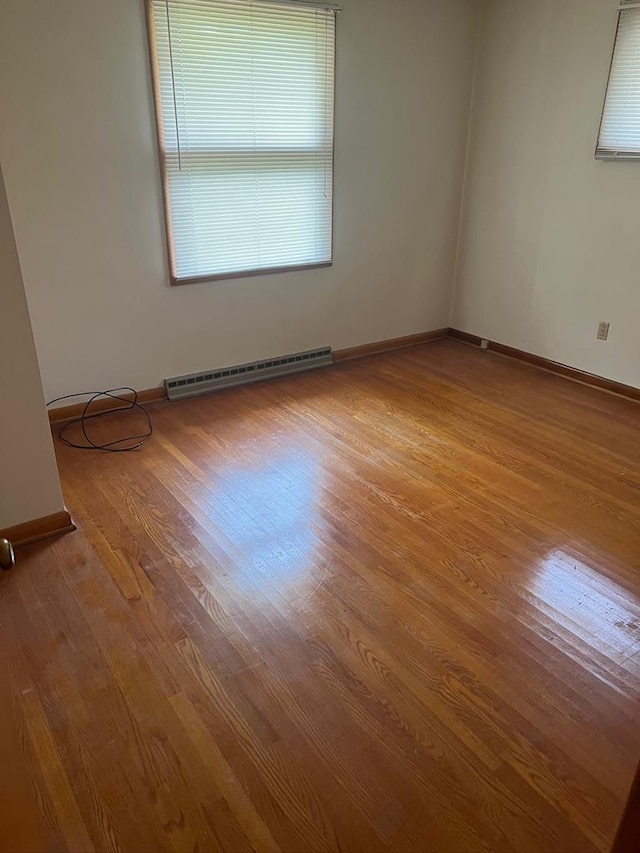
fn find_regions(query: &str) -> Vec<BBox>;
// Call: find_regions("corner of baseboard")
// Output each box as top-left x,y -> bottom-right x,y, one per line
0,510 -> 77,548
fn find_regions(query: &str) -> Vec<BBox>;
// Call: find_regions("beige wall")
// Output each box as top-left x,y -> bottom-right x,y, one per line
0,164 -> 64,530
0,0 -> 479,402
452,0 -> 640,388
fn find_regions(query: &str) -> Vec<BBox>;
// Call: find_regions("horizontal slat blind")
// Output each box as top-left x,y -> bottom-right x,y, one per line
597,5 -> 640,158
149,0 -> 336,281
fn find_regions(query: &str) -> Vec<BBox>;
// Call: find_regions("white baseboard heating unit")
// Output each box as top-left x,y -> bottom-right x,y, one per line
165,347 -> 333,401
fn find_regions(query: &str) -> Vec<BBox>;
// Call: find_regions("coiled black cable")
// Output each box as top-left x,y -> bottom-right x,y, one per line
47,388 -> 153,452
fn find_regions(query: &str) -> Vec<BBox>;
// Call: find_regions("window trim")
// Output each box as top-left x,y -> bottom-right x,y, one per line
169,262 -> 334,287
595,1 -> 640,161
145,0 -> 338,286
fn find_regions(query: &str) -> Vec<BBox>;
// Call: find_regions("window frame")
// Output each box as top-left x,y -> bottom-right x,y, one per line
596,0 -> 640,161
145,0 -> 338,286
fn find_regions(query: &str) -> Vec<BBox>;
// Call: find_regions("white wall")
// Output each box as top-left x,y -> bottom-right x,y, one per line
0,0 -> 479,402
0,164 -> 65,530
452,0 -> 640,388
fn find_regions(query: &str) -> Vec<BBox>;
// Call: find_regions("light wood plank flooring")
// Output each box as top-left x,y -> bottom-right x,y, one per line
1,339 -> 639,852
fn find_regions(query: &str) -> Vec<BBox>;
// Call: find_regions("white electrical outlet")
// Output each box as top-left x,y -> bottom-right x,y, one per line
597,321 -> 610,341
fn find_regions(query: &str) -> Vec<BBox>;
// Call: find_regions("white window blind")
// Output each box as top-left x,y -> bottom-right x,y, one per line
148,0 -> 337,283
597,1 -> 640,159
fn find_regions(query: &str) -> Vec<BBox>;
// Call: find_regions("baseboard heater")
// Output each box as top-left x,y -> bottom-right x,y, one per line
165,347 -> 333,401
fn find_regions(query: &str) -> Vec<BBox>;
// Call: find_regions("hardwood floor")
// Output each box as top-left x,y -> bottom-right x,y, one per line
2,339 -> 640,853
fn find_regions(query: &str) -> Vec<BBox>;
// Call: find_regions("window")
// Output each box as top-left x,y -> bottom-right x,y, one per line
147,0 -> 337,283
597,0 -> 640,159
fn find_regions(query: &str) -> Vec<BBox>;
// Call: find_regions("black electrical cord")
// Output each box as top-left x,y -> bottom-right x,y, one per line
47,388 -> 153,452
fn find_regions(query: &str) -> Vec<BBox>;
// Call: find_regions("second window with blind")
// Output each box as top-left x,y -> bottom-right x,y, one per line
147,0 -> 337,284
597,0 -> 640,159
